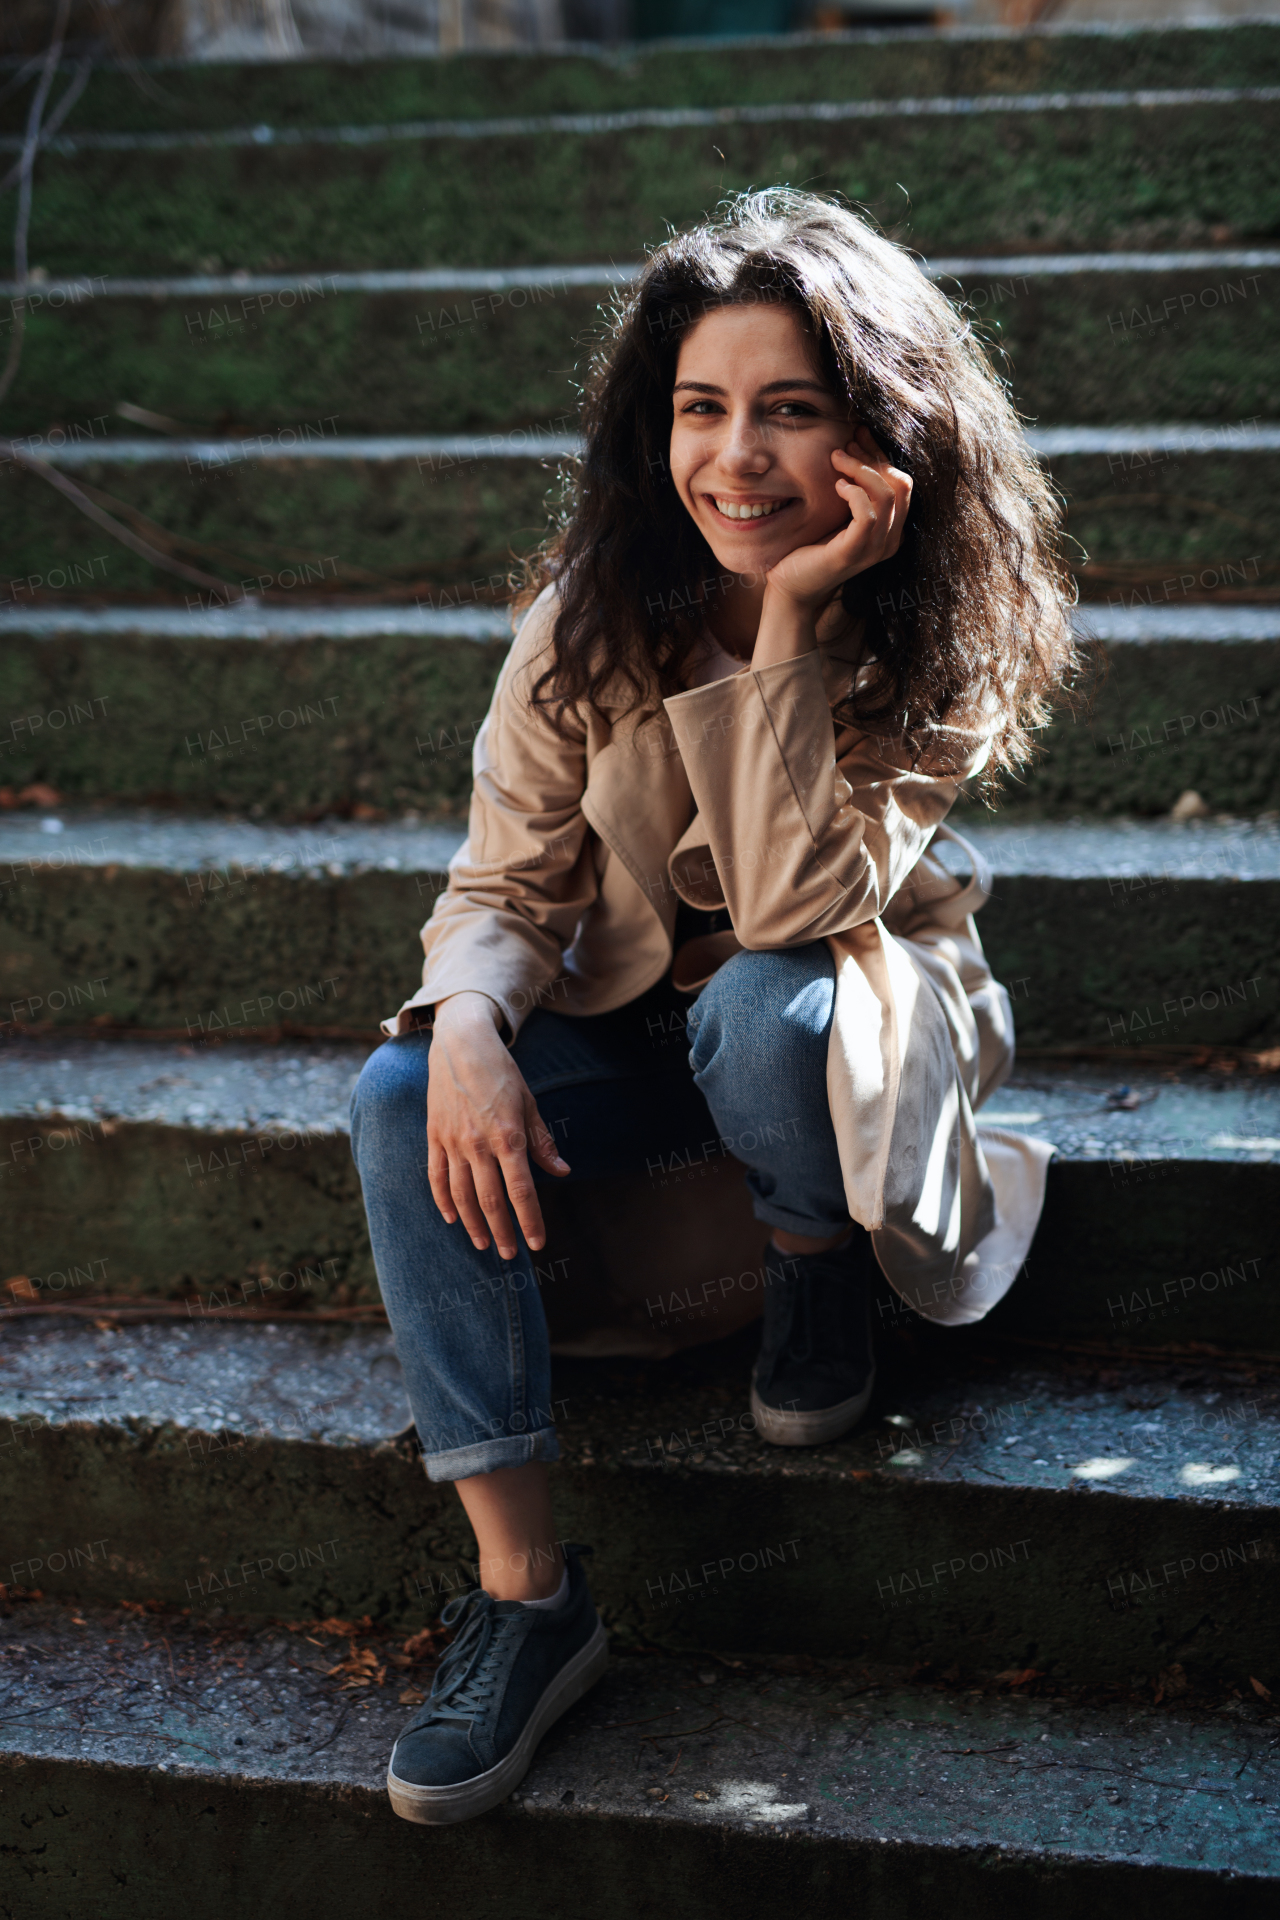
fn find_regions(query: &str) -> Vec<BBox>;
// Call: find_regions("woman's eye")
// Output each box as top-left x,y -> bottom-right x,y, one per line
681,400 -> 721,415
774,402 -> 817,418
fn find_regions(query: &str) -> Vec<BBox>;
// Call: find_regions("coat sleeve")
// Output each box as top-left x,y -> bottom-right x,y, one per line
662,648 -> 982,948
382,588 -> 598,1042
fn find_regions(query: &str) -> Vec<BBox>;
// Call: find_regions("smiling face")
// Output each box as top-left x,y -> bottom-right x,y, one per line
669,301 -> 857,580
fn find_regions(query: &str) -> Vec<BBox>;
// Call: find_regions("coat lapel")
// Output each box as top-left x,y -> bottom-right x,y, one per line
580,707 -> 695,932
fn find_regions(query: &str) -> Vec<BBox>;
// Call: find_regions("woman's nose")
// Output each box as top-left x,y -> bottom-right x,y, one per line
719,411 -> 771,473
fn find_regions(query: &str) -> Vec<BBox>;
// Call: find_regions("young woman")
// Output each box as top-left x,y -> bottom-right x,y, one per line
351,190 -> 1073,1826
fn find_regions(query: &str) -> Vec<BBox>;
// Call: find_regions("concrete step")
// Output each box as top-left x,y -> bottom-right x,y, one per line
7,23 -> 1277,141
0,810 -> 1276,1045
18,89 -> 1280,279
6,259 -> 1279,442
2,1602 -> 1276,1919
0,1316 -> 1276,1685
1,595 -> 1278,817
4,439 -> 1277,614
1,1034 -> 1276,1345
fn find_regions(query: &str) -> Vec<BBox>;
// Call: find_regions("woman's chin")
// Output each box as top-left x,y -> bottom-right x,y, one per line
701,529 -> 791,578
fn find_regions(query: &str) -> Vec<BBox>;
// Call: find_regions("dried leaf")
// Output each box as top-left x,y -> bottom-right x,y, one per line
326,1646 -> 387,1689
1250,1676 -> 1273,1701
993,1668 -> 1041,1687
285,1612 -> 370,1643
398,1687 -> 426,1707
1154,1663 -> 1189,1706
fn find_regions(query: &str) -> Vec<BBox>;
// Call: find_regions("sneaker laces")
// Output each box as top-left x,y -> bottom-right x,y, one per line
417,1587 -> 511,1726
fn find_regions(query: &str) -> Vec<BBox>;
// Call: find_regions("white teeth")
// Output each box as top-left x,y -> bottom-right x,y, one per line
714,498 -> 784,520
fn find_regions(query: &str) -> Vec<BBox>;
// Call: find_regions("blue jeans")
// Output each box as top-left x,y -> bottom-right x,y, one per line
350,944 -> 849,1482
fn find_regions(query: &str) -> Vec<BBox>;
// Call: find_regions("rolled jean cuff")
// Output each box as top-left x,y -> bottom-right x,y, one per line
420,1425 -> 561,1485
746,1180 -> 851,1240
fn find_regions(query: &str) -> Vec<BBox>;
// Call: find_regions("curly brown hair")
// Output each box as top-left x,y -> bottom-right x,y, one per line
522,189 -> 1079,786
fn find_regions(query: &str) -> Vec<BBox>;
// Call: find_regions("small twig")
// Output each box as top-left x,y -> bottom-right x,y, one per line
598,1706 -> 686,1731
640,1714 -> 726,1743
0,58 -> 45,109
665,1747 -> 683,1776
161,1636 -> 177,1685
0,0 -> 71,409
309,1706 -> 350,1755
940,1742 -> 1020,1756
0,57 -> 92,195
822,1684 -> 883,1712
0,1689 -> 103,1724
2,445 -> 244,597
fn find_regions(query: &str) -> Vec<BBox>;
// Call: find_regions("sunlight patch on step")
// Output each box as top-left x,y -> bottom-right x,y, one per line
1179,1462 -> 1242,1486
713,1780 -> 808,1822
1072,1457 -> 1136,1479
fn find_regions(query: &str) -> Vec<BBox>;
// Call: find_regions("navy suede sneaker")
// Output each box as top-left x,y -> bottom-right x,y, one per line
750,1232 -> 876,1446
387,1543 -> 608,1825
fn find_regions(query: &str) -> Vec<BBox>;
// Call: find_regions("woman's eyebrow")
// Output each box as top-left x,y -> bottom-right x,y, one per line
671,377 -> 832,396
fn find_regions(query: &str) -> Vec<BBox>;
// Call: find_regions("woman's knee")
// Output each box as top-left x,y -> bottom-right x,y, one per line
349,1033 -> 432,1161
687,945 -> 834,1083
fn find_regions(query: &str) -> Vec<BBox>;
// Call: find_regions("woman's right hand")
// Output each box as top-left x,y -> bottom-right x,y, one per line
425,991 -> 570,1260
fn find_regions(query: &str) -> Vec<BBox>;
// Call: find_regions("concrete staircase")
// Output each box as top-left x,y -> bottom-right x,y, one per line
2,20 -> 1279,1915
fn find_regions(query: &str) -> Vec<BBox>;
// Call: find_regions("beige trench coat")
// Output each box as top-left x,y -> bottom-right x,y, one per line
385,587 -> 1053,1325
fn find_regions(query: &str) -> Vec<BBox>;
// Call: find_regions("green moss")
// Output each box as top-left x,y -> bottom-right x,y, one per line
3,859 -> 1276,1042
978,877 -> 1279,1047
1053,451 -> 1280,570
968,272 -> 1280,430
6,25 -> 1278,137
3,630 -> 1276,819
8,271 -> 1280,442
1,453 -> 559,595
0,632 -> 506,815
1016,642 -> 1280,818
26,104 -> 1280,276
5,286 -> 595,439
4,449 -> 1276,598
0,865 -> 435,1031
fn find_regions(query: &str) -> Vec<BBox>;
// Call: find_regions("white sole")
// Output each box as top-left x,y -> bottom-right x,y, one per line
750,1366 -> 875,1448
386,1616 -> 609,1826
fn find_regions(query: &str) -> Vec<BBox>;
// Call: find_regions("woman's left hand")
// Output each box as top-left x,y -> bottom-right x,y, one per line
764,425 -> 913,615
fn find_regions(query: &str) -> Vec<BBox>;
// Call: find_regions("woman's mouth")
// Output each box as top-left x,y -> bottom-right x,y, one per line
708,496 -> 794,523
